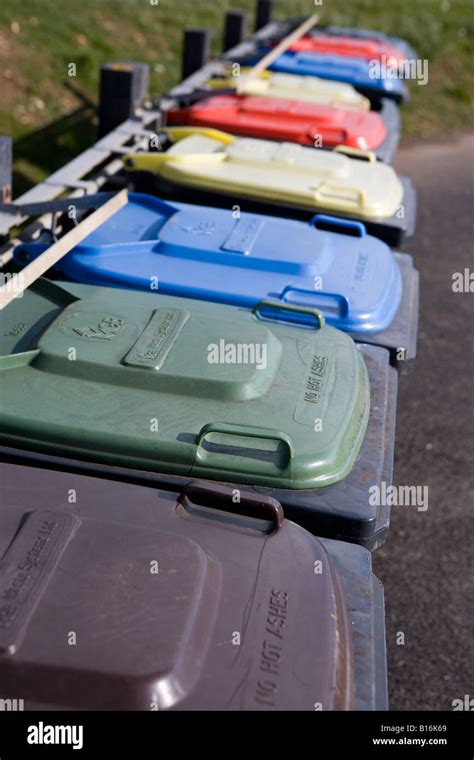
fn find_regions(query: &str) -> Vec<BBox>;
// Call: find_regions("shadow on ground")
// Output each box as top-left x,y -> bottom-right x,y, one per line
12,103 -> 97,197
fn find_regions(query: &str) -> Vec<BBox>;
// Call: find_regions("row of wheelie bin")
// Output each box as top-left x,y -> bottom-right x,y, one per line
0,3 -> 420,710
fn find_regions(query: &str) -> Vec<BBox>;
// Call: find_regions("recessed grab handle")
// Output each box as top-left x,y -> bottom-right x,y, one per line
194,422 -> 294,477
309,213 -> 366,238
253,299 -> 325,330
333,145 -> 377,162
197,422 -> 294,455
179,482 -> 284,531
280,286 -> 349,318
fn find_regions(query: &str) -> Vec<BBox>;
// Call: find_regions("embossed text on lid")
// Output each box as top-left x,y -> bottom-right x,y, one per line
123,308 -> 189,370
221,218 -> 265,255
0,510 -> 81,655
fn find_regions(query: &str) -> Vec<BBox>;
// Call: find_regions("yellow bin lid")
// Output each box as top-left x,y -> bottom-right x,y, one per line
206,69 -> 371,110
125,128 -> 403,220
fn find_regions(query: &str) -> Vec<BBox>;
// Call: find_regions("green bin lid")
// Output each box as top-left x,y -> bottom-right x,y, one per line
0,279 -> 369,489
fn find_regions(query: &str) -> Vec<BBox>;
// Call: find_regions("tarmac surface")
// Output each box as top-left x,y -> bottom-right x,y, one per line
372,133 -> 474,711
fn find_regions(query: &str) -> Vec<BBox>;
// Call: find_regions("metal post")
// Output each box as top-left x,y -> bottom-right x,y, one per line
255,0 -> 274,31
223,11 -> 247,52
0,137 -> 12,204
182,28 -> 211,81
98,62 -> 150,138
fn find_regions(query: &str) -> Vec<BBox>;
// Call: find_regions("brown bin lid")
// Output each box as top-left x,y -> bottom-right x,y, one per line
0,463 -> 354,710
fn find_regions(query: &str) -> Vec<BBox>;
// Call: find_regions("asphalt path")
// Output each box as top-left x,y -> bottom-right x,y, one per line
372,133 -> 474,710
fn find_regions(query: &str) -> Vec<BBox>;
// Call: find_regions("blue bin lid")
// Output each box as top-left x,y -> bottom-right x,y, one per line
15,193 -> 402,333
246,49 -> 408,101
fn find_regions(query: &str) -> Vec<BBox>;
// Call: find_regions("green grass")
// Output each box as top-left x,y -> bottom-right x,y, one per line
1,0 -> 473,195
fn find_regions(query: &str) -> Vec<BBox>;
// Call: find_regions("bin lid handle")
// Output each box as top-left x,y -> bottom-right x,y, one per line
333,145 -> 376,162
253,298 -> 325,329
179,482 -> 284,531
